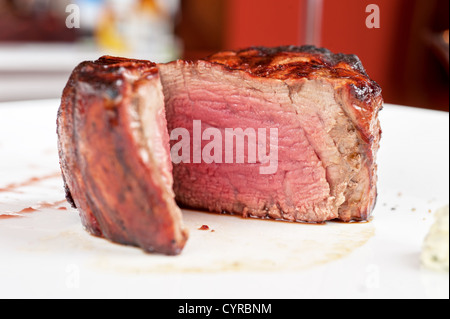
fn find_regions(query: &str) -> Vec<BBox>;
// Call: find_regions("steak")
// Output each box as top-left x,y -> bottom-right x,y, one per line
160,46 -> 383,223
57,46 -> 383,255
57,56 -> 188,255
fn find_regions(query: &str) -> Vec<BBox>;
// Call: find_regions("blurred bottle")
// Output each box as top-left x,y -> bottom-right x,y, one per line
95,0 -> 180,61
76,0 -> 103,37
96,0 -> 127,52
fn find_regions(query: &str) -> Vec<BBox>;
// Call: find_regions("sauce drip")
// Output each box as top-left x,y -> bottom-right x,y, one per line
0,214 -> 18,220
0,200 -> 68,220
0,172 -> 61,193
19,207 -> 38,214
0,173 -> 66,219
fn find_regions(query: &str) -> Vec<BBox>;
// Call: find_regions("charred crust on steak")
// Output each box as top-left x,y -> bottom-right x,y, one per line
92,56 -> 158,77
72,56 -> 159,93
204,45 -> 382,105
64,183 -> 77,209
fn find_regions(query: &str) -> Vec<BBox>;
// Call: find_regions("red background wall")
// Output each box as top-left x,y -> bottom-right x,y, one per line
225,0 -> 305,48
179,0 -> 449,111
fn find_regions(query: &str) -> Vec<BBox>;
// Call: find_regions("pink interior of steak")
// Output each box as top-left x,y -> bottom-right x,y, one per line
159,60 -> 374,222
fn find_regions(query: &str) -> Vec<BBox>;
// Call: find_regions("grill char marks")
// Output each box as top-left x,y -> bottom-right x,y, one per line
205,46 -> 381,99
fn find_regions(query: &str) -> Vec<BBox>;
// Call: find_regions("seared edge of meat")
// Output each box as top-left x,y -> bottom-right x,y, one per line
57,56 -> 188,255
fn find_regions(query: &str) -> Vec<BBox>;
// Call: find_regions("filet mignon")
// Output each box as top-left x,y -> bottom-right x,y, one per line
57,46 -> 383,255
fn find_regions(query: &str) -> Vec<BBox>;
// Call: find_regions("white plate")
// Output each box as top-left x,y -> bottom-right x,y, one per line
0,99 -> 448,299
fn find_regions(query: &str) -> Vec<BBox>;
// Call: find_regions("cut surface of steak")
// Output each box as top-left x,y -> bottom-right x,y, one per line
159,46 -> 383,223
57,56 -> 188,255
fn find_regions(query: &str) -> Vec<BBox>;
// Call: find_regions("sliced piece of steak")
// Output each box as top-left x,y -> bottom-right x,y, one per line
57,56 -> 188,255
159,46 -> 383,223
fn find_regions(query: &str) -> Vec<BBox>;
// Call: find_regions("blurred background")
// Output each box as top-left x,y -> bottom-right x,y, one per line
0,0 -> 448,111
